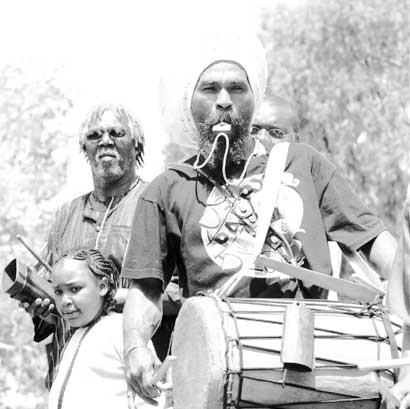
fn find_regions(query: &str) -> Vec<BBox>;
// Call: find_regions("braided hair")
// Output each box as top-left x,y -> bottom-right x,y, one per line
70,248 -> 120,314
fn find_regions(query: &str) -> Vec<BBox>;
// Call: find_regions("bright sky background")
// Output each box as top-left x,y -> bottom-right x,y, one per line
0,0 -> 305,206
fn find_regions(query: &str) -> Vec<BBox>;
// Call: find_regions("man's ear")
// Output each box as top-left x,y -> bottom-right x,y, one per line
99,277 -> 109,296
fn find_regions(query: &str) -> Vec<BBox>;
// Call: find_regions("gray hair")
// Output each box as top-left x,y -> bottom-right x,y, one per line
79,103 -> 145,167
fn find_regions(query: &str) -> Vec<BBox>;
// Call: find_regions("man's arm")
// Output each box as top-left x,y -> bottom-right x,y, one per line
386,325 -> 410,409
114,281 -> 181,316
386,190 -> 410,408
358,231 -> 410,409
359,230 -> 397,280
123,278 -> 163,405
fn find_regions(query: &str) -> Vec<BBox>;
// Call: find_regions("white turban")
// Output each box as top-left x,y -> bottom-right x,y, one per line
160,33 -> 267,149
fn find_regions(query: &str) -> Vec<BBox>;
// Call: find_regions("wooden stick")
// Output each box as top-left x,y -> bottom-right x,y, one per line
151,355 -> 176,385
345,250 -> 385,290
16,235 -> 52,273
256,256 -> 382,303
357,357 -> 410,371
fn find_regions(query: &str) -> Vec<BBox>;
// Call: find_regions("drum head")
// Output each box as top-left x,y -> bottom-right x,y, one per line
172,296 -> 226,409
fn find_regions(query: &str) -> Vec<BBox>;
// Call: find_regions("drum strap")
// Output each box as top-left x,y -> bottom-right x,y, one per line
254,142 -> 290,256
216,142 -> 290,297
56,326 -> 91,409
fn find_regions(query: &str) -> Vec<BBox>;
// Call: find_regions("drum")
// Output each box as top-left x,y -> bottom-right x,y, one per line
171,296 -> 402,409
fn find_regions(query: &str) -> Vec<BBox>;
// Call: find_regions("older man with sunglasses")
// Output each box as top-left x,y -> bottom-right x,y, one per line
21,103 -> 179,388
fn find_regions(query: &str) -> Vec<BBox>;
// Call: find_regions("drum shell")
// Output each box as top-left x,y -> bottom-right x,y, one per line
172,296 -> 401,409
2,258 -> 55,305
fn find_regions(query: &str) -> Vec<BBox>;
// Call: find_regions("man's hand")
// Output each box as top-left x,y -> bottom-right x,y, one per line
125,345 -> 161,406
385,329 -> 410,409
385,378 -> 410,409
123,279 -> 163,406
20,298 -> 56,324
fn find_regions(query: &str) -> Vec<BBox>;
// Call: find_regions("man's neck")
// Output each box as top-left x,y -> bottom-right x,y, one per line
92,170 -> 137,203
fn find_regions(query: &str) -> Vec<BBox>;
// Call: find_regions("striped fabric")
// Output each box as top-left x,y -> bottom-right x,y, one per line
34,178 -> 148,388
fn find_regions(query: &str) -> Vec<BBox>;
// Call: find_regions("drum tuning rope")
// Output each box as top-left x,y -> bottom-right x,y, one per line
171,297 -> 401,409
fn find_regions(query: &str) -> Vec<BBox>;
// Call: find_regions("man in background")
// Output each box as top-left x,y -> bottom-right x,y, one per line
251,95 -> 300,151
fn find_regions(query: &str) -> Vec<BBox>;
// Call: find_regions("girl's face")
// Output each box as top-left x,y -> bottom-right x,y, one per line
52,258 -> 108,328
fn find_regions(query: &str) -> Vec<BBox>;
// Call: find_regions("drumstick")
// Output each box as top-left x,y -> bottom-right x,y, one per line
151,355 -> 176,385
356,357 -> 410,371
16,235 -> 53,274
351,274 -> 386,296
256,256 -> 382,303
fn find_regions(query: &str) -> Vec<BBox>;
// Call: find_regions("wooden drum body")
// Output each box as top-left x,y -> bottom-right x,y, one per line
171,296 -> 402,409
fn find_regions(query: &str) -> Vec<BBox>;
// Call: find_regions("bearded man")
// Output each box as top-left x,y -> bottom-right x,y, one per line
120,37 -> 396,404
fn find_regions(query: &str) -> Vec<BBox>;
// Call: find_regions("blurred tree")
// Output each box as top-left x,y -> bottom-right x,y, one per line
162,141 -> 193,166
0,64 -> 73,408
259,0 -> 409,235
0,65 -> 73,257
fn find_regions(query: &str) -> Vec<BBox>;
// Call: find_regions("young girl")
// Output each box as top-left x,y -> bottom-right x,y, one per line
48,248 -> 165,409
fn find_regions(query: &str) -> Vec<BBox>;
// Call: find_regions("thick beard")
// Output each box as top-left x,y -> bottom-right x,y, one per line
198,128 -> 248,169
197,109 -> 250,170
93,158 -> 126,181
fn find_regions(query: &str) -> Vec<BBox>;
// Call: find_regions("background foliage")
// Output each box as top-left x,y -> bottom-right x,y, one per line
1,0 -> 409,407
0,65 -> 72,408
260,0 -> 409,234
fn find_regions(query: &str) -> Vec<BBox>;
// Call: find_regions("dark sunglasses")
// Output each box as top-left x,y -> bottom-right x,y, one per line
250,125 -> 286,139
85,127 -> 127,141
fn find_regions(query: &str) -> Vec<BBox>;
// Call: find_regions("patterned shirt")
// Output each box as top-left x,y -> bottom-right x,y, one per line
122,143 -> 385,299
